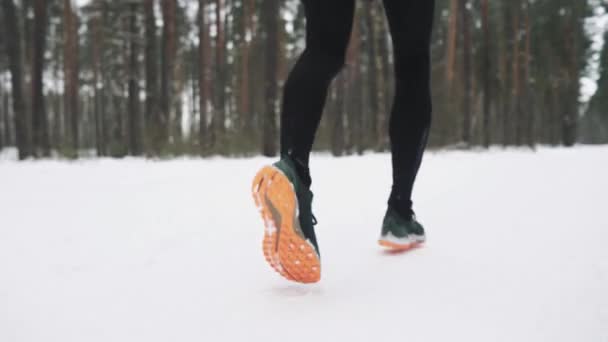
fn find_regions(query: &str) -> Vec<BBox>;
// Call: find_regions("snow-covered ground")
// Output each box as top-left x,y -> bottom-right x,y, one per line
1,146 -> 607,342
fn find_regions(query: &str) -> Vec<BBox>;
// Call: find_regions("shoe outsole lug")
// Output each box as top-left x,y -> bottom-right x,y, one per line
378,239 -> 423,252
252,166 -> 321,284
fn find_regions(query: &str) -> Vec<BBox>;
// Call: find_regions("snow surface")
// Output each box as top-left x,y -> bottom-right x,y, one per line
1,146 -> 607,342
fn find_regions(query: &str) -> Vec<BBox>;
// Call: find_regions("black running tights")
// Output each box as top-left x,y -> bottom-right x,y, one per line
280,0 -> 435,216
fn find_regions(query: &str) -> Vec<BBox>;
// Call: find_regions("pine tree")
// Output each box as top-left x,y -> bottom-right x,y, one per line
31,0 -> 50,157
1,0 -> 30,159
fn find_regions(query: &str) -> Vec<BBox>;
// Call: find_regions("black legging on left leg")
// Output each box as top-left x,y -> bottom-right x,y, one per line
280,0 -> 356,188
280,0 -> 435,218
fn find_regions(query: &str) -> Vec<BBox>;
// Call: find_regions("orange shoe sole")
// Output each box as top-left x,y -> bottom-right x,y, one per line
252,166 -> 321,284
378,239 -> 422,252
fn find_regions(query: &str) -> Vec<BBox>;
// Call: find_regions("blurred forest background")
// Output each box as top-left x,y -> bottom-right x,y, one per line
0,0 -> 607,160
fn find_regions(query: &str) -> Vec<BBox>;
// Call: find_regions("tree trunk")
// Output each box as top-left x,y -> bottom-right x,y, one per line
5,92 -> 12,146
2,0 -> 30,159
22,0 -> 34,149
460,0 -> 472,145
1,86 -> 11,148
31,0 -> 49,157
91,8 -> 103,156
215,0 -> 226,140
331,75 -> 346,157
63,0 -> 79,155
502,2 -> 512,146
481,0 -> 491,147
144,0 -> 159,154
199,0 -> 209,152
523,0 -> 533,148
562,8 -> 578,147
446,0 -> 459,85
128,2 -> 142,155
240,0 -> 253,131
50,30 -> 62,149
364,2 -> 379,149
0,85 -> 4,149
100,1 -> 111,155
347,7 -> 363,155
160,0 -> 176,152
172,55 -> 184,144
511,0 -> 521,146
377,15 -> 390,151
262,0 -> 278,157
190,45 -> 198,138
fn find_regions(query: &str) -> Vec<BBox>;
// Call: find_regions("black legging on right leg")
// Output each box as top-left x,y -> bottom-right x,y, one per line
385,0 -> 435,217
280,0 -> 435,218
